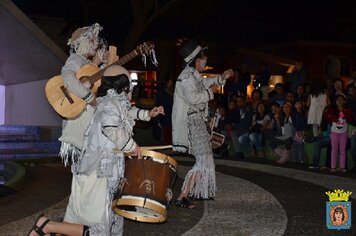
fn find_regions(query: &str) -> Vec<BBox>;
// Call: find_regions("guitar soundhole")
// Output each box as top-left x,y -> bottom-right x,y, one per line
60,86 -> 74,104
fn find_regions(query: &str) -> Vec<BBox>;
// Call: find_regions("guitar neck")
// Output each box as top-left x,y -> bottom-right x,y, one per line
87,50 -> 138,84
115,50 -> 138,66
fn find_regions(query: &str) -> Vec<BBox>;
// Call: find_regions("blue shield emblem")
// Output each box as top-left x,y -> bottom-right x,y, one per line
326,201 -> 352,230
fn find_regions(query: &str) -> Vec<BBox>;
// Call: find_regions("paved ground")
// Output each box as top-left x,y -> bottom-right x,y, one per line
1,152 -> 356,236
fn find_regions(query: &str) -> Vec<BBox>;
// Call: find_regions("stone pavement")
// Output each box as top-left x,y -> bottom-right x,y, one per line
1,156 -> 356,236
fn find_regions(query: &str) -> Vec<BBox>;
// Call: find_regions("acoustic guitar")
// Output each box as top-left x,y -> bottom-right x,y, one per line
45,41 -> 154,118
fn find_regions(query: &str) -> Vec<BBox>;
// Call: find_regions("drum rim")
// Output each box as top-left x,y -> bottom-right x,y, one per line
113,197 -> 167,223
132,148 -> 178,170
121,188 -> 172,206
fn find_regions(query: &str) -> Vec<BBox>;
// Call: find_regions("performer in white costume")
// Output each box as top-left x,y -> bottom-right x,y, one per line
172,39 -> 233,208
59,23 -> 109,163
27,65 -> 164,236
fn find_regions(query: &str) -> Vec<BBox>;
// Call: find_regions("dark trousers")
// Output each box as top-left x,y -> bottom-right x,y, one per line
312,136 -> 331,167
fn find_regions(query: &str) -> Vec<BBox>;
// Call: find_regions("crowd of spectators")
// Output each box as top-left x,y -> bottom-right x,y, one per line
210,62 -> 356,173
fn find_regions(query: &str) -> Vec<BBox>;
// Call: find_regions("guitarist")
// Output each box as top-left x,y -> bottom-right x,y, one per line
59,23 -> 109,163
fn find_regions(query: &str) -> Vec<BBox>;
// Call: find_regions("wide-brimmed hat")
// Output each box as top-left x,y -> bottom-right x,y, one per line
179,39 -> 207,63
67,23 -> 103,47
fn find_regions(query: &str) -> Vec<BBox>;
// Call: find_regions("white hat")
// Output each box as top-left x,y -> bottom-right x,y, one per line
104,65 -> 133,91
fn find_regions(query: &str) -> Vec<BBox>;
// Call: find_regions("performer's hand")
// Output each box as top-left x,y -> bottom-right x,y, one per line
149,106 -> 165,117
88,98 -> 97,107
222,69 -> 234,80
133,145 -> 142,159
209,84 -> 220,93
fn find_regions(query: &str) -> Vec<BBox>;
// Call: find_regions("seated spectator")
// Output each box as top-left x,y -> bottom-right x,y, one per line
291,99 -> 307,163
225,99 -> 240,127
271,83 -> 287,106
286,91 -> 296,105
250,89 -> 264,113
268,102 -> 294,164
265,102 -> 284,140
238,102 -> 271,158
227,95 -> 253,158
215,106 -> 227,134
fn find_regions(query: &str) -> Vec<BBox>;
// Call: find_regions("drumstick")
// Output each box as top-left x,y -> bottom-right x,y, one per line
113,145 -> 172,156
141,145 -> 173,150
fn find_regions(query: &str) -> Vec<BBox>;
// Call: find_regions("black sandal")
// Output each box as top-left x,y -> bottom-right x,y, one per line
27,214 -> 50,236
193,197 -> 215,201
174,197 -> 196,209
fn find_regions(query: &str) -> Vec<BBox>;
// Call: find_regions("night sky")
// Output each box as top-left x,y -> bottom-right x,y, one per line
12,0 -> 356,47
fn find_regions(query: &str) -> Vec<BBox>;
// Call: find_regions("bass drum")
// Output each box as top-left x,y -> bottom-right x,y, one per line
113,148 -> 177,223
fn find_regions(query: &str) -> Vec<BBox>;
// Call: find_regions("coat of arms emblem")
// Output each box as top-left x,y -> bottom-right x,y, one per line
326,189 -> 352,230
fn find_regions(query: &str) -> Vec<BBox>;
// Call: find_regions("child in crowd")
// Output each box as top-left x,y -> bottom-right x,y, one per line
307,80 -> 330,141
324,94 -> 353,173
291,99 -> 308,163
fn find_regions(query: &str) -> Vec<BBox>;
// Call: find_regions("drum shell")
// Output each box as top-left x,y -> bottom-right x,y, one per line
122,158 -> 176,204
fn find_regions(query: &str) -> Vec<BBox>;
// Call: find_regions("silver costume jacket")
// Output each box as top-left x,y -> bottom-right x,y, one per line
172,66 -> 225,153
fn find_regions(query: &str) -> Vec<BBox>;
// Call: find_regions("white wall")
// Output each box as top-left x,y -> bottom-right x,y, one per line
5,80 -> 62,126
0,85 -> 5,125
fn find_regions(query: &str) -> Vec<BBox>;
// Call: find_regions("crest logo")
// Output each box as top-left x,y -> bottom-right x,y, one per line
326,189 -> 352,230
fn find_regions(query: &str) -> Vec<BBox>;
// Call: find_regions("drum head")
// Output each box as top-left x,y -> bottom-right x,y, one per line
113,196 -> 167,223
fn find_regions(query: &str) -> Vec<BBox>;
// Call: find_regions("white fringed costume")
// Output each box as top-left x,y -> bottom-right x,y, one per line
59,23 -> 107,162
172,66 -> 225,199
64,89 -> 150,236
